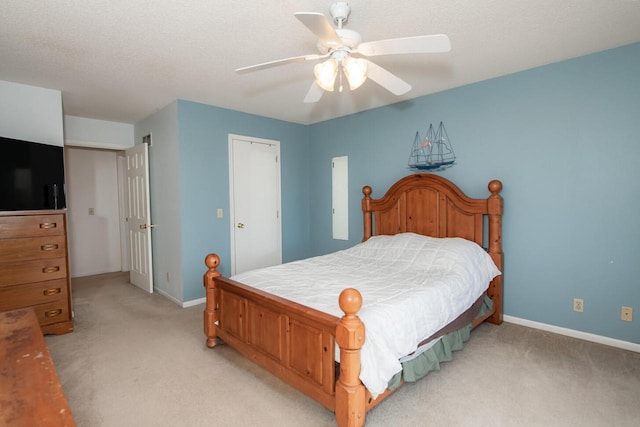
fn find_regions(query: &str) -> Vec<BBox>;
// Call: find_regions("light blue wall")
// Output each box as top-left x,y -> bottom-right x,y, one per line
307,42 -> 640,344
176,100 -> 310,301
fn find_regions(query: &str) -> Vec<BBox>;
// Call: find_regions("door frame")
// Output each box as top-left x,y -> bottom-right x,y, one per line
228,134 -> 282,276
116,152 -> 130,272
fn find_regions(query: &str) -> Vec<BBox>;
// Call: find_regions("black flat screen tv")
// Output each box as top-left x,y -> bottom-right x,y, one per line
0,136 -> 66,211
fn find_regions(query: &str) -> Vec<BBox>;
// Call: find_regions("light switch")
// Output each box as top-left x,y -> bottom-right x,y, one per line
216,208 -> 223,219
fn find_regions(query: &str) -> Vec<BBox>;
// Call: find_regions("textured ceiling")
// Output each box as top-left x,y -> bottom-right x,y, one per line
1,0 -> 640,125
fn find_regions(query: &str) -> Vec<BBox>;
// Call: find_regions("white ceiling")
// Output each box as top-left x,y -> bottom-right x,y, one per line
2,0 -> 640,125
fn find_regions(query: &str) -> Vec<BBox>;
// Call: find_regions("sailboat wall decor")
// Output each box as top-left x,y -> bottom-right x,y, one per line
408,121 -> 455,171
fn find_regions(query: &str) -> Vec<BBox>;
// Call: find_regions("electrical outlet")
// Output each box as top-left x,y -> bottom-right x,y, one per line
88,207 -> 95,215
621,306 -> 633,322
573,298 -> 584,313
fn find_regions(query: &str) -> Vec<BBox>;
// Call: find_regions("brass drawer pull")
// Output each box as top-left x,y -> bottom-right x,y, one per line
44,288 -> 62,296
44,309 -> 62,318
39,222 -> 58,229
42,266 -> 61,274
41,244 -> 59,251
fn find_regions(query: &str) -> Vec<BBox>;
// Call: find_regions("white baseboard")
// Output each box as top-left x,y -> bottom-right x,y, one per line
154,288 -> 183,307
71,268 -> 123,279
154,289 -> 205,309
182,297 -> 206,308
503,315 -> 640,353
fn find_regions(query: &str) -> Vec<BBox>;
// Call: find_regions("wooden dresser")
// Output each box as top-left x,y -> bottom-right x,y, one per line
0,210 -> 73,335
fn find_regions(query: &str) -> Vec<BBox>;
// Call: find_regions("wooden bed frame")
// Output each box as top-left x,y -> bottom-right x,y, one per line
203,173 -> 503,427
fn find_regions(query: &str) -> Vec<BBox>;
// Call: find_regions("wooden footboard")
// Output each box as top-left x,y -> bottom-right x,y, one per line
204,254 -> 366,426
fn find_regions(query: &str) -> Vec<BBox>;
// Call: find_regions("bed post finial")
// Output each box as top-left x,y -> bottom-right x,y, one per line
339,288 -> 363,316
362,186 -> 373,242
487,180 -> 503,325
205,253 -> 220,271
203,254 -> 221,348
488,179 -> 502,195
336,288 -> 366,427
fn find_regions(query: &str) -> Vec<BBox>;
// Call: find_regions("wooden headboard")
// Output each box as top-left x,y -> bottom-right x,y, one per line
361,173 -> 504,324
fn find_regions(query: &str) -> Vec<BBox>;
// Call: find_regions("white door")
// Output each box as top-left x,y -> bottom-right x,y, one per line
125,144 -> 153,292
229,135 -> 282,275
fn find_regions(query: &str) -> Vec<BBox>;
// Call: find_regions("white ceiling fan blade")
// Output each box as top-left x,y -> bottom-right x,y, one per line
236,54 -> 325,73
357,34 -> 451,57
294,12 -> 342,48
364,60 -> 411,96
303,81 -> 324,103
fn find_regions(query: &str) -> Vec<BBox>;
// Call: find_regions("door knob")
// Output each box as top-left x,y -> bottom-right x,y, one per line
237,223 -> 245,229
139,224 -> 157,229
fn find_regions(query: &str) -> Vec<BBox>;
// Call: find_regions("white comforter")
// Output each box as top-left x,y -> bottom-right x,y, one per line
231,232 -> 501,397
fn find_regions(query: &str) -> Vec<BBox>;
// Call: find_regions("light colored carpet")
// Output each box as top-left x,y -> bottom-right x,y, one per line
45,272 -> 640,427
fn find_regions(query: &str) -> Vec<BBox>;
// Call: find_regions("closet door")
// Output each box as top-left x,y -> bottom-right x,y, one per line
229,135 -> 282,275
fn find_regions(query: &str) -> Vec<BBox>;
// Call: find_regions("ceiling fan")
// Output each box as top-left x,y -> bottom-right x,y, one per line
236,2 -> 451,103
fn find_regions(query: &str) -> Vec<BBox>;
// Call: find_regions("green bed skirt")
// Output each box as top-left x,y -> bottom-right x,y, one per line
387,296 -> 493,390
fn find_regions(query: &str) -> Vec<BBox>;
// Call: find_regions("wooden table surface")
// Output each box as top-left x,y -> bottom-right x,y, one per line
0,308 -> 75,426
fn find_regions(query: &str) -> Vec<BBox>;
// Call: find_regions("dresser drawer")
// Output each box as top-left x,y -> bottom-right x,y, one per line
0,235 -> 66,262
0,279 -> 69,312
0,214 -> 65,239
0,257 -> 68,287
32,301 -> 72,326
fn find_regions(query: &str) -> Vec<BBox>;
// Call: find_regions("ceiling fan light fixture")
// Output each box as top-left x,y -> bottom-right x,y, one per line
342,56 -> 367,90
314,59 -> 338,91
